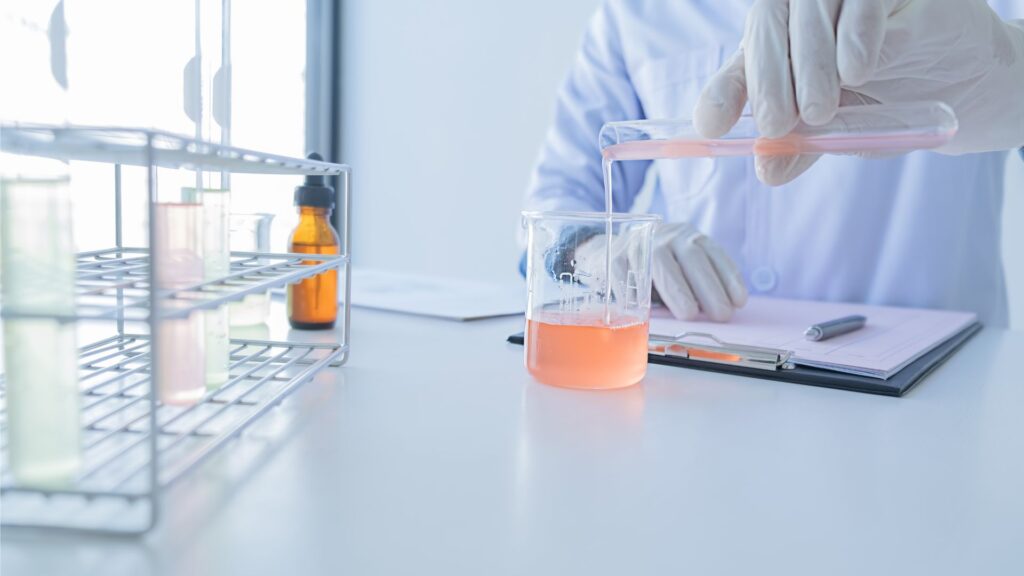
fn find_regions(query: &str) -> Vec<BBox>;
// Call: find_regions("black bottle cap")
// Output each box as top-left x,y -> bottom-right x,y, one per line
294,152 -> 335,208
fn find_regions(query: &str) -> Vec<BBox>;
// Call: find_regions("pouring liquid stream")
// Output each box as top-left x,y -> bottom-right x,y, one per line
602,156 -> 614,325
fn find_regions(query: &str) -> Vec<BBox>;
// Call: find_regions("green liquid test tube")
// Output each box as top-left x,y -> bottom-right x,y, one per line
1,174 -> 82,488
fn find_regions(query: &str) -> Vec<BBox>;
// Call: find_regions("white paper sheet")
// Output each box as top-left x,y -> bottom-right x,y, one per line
649,297 -> 977,378
350,269 -> 525,321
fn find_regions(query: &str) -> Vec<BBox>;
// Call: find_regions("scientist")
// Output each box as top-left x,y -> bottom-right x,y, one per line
524,0 -> 1024,325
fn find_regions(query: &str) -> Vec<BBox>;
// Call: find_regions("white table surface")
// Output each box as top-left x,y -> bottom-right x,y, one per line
3,305 -> 1023,576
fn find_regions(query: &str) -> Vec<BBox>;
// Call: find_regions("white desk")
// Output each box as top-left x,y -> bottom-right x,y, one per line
3,306 -> 1023,575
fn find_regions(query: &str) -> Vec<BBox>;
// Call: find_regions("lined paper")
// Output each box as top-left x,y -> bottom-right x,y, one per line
649,297 -> 977,378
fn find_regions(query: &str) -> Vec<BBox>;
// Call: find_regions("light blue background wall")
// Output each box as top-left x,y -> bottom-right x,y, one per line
341,0 -> 1024,330
341,0 -> 602,286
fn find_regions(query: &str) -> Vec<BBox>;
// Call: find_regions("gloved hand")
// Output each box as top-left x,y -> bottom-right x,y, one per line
574,222 -> 747,322
693,0 -> 1024,185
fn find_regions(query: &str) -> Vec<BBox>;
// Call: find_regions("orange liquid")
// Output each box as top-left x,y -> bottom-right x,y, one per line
525,317 -> 649,390
287,242 -> 339,328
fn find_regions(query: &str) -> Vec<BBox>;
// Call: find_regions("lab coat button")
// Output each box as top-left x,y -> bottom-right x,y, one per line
750,266 -> 777,292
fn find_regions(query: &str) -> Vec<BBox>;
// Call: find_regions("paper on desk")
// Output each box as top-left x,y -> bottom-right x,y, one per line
649,296 -> 977,379
350,268 -> 524,321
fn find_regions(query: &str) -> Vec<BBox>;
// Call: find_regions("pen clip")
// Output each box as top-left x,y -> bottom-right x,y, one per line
648,331 -> 793,371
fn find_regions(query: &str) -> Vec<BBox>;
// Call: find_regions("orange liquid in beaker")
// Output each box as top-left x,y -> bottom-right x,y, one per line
525,316 -> 649,390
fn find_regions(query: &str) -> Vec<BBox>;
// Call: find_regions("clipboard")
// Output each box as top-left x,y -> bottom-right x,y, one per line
506,321 -> 981,397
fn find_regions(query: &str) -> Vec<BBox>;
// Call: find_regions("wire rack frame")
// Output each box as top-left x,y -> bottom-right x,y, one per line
0,126 -> 352,535
2,248 -> 348,323
0,334 -> 344,534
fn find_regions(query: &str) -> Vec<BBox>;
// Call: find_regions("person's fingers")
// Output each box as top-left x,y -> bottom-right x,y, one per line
625,227 -> 658,307
745,0 -> 799,138
836,0 -> 887,86
790,0 -> 842,125
694,48 -> 748,138
607,235 -> 630,303
751,87 -> 879,185
755,153 -> 822,186
651,243 -> 700,320
698,237 -> 748,308
671,235 -> 734,322
571,235 -> 603,284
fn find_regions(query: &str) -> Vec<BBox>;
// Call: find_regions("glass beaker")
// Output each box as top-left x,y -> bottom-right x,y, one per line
522,211 -> 660,390
228,213 -> 274,327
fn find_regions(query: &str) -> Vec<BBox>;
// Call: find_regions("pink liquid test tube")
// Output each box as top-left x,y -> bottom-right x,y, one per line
599,101 -> 959,161
153,203 -> 206,406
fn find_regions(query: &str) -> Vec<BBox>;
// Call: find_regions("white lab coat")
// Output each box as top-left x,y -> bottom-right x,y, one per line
524,0 -> 1024,326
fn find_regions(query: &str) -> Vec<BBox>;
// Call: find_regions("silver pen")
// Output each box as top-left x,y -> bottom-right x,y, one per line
804,314 -> 867,341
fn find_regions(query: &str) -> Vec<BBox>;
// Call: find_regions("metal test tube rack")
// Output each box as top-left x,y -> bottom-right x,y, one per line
0,124 -> 352,535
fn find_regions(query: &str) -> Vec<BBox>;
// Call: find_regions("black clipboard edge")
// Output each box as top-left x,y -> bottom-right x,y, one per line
506,322 -> 982,397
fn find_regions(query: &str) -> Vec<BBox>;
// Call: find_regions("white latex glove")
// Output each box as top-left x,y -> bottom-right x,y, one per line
694,0 -> 1024,185
575,223 -> 747,322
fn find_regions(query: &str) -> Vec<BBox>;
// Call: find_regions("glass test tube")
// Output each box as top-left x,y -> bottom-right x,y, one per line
228,213 -> 274,328
1,173 -> 82,487
153,203 -> 206,405
183,187 -> 231,389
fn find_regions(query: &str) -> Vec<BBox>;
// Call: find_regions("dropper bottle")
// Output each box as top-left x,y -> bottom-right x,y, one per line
287,153 -> 340,330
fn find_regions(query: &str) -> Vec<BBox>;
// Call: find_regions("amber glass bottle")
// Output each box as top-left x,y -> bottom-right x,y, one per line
287,154 -> 340,330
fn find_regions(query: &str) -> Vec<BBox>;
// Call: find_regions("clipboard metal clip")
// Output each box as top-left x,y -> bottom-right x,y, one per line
648,332 -> 794,371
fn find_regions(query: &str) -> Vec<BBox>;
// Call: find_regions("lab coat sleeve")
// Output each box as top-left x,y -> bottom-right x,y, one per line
522,1 -> 650,217
1017,18 -> 1024,162
1003,0 -> 1024,158
1014,14 -> 1024,161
